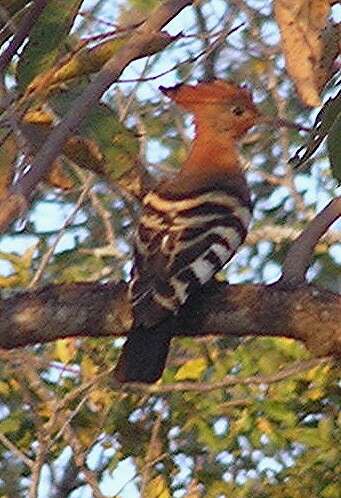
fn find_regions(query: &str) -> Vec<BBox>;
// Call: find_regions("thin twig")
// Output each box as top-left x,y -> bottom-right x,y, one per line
117,23 -> 244,85
246,224 -> 341,246
0,432 -> 33,469
118,357 -> 329,393
28,176 -> 94,288
42,357 -> 329,406
118,58 -> 151,122
266,64 -> 308,216
50,395 -> 90,448
63,425 -> 105,498
76,168 -> 116,247
28,436 -> 47,498
141,412 -> 163,497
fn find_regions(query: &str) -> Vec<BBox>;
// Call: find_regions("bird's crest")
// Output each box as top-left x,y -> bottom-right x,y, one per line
159,79 -> 255,110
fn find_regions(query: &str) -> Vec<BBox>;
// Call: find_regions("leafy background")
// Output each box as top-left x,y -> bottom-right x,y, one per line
0,0 -> 340,497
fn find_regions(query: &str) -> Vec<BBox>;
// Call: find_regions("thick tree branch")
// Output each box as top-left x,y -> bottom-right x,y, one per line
0,280 -> 340,357
0,0 -> 193,232
279,197 -> 341,287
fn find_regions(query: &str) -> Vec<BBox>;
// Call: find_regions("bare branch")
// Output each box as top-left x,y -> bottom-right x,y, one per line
141,411 -> 163,496
29,440 -> 46,498
0,279 -> 340,358
62,425 -> 106,498
0,433 -> 33,469
246,224 -> 341,246
279,197 -> 341,287
121,358 -> 329,393
28,175 -> 94,288
52,459 -> 80,498
31,357 -> 328,395
0,192 -> 340,356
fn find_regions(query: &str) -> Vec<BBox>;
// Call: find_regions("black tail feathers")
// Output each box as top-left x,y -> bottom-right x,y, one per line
114,326 -> 172,383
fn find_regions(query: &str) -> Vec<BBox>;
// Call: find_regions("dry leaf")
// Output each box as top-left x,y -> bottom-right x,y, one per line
0,132 -> 17,199
315,21 -> 340,93
47,159 -> 74,190
275,0 -> 334,107
21,108 -> 105,184
25,37 -> 127,96
55,338 -> 77,363
144,476 -> 170,498
23,108 -> 54,126
63,135 -> 105,175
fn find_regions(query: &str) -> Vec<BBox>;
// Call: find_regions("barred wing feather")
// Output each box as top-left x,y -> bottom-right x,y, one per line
130,187 -> 252,327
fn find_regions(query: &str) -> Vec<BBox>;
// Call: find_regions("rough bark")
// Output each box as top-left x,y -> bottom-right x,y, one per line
1,280 -> 340,358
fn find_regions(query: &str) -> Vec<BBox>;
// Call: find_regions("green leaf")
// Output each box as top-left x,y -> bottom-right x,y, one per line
51,252 -> 108,283
0,381 -> 10,396
327,109 -> 341,182
318,417 -> 334,443
144,476 -> 170,498
206,481 -> 235,498
50,85 -> 138,180
290,88 -> 341,170
0,415 -> 21,434
27,37 -> 128,91
263,400 -> 297,427
232,410 -> 253,434
130,0 -> 160,12
17,0 -> 83,90
175,357 -> 207,381
284,427 -> 326,448
82,102 -> 138,180
321,483 -> 341,498
258,351 -> 283,375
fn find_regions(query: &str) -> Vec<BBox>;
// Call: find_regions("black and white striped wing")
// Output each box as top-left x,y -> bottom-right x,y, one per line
130,188 -> 252,327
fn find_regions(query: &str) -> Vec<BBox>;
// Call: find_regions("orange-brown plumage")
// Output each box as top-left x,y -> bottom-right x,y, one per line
161,80 -> 259,177
114,80 -> 260,383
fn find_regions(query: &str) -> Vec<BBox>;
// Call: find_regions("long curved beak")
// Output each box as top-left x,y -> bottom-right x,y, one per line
257,115 -> 311,132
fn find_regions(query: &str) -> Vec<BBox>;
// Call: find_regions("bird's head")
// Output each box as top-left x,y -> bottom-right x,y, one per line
160,79 -> 261,139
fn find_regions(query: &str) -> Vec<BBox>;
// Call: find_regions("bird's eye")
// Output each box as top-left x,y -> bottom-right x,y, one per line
231,105 -> 245,116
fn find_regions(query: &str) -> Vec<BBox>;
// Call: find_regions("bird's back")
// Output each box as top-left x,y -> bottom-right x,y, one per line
130,170 -> 252,328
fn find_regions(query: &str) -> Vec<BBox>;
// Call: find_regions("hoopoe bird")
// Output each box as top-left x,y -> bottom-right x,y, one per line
114,79 -> 260,383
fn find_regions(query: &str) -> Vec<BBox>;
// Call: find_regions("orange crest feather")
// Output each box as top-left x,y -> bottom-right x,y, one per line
160,79 -> 255,110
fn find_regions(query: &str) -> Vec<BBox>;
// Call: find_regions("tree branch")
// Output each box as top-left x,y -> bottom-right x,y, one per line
0,0 -> 49,74
0,432 -> 33,469
121,358 -> 330,393
0,0 -> 193,232
246,224 -> 340,246
0,280 -> 340,358
279,197 -> 341,287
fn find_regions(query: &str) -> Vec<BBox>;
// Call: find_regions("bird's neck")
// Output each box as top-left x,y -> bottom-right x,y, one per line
181,121 -> 241,178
